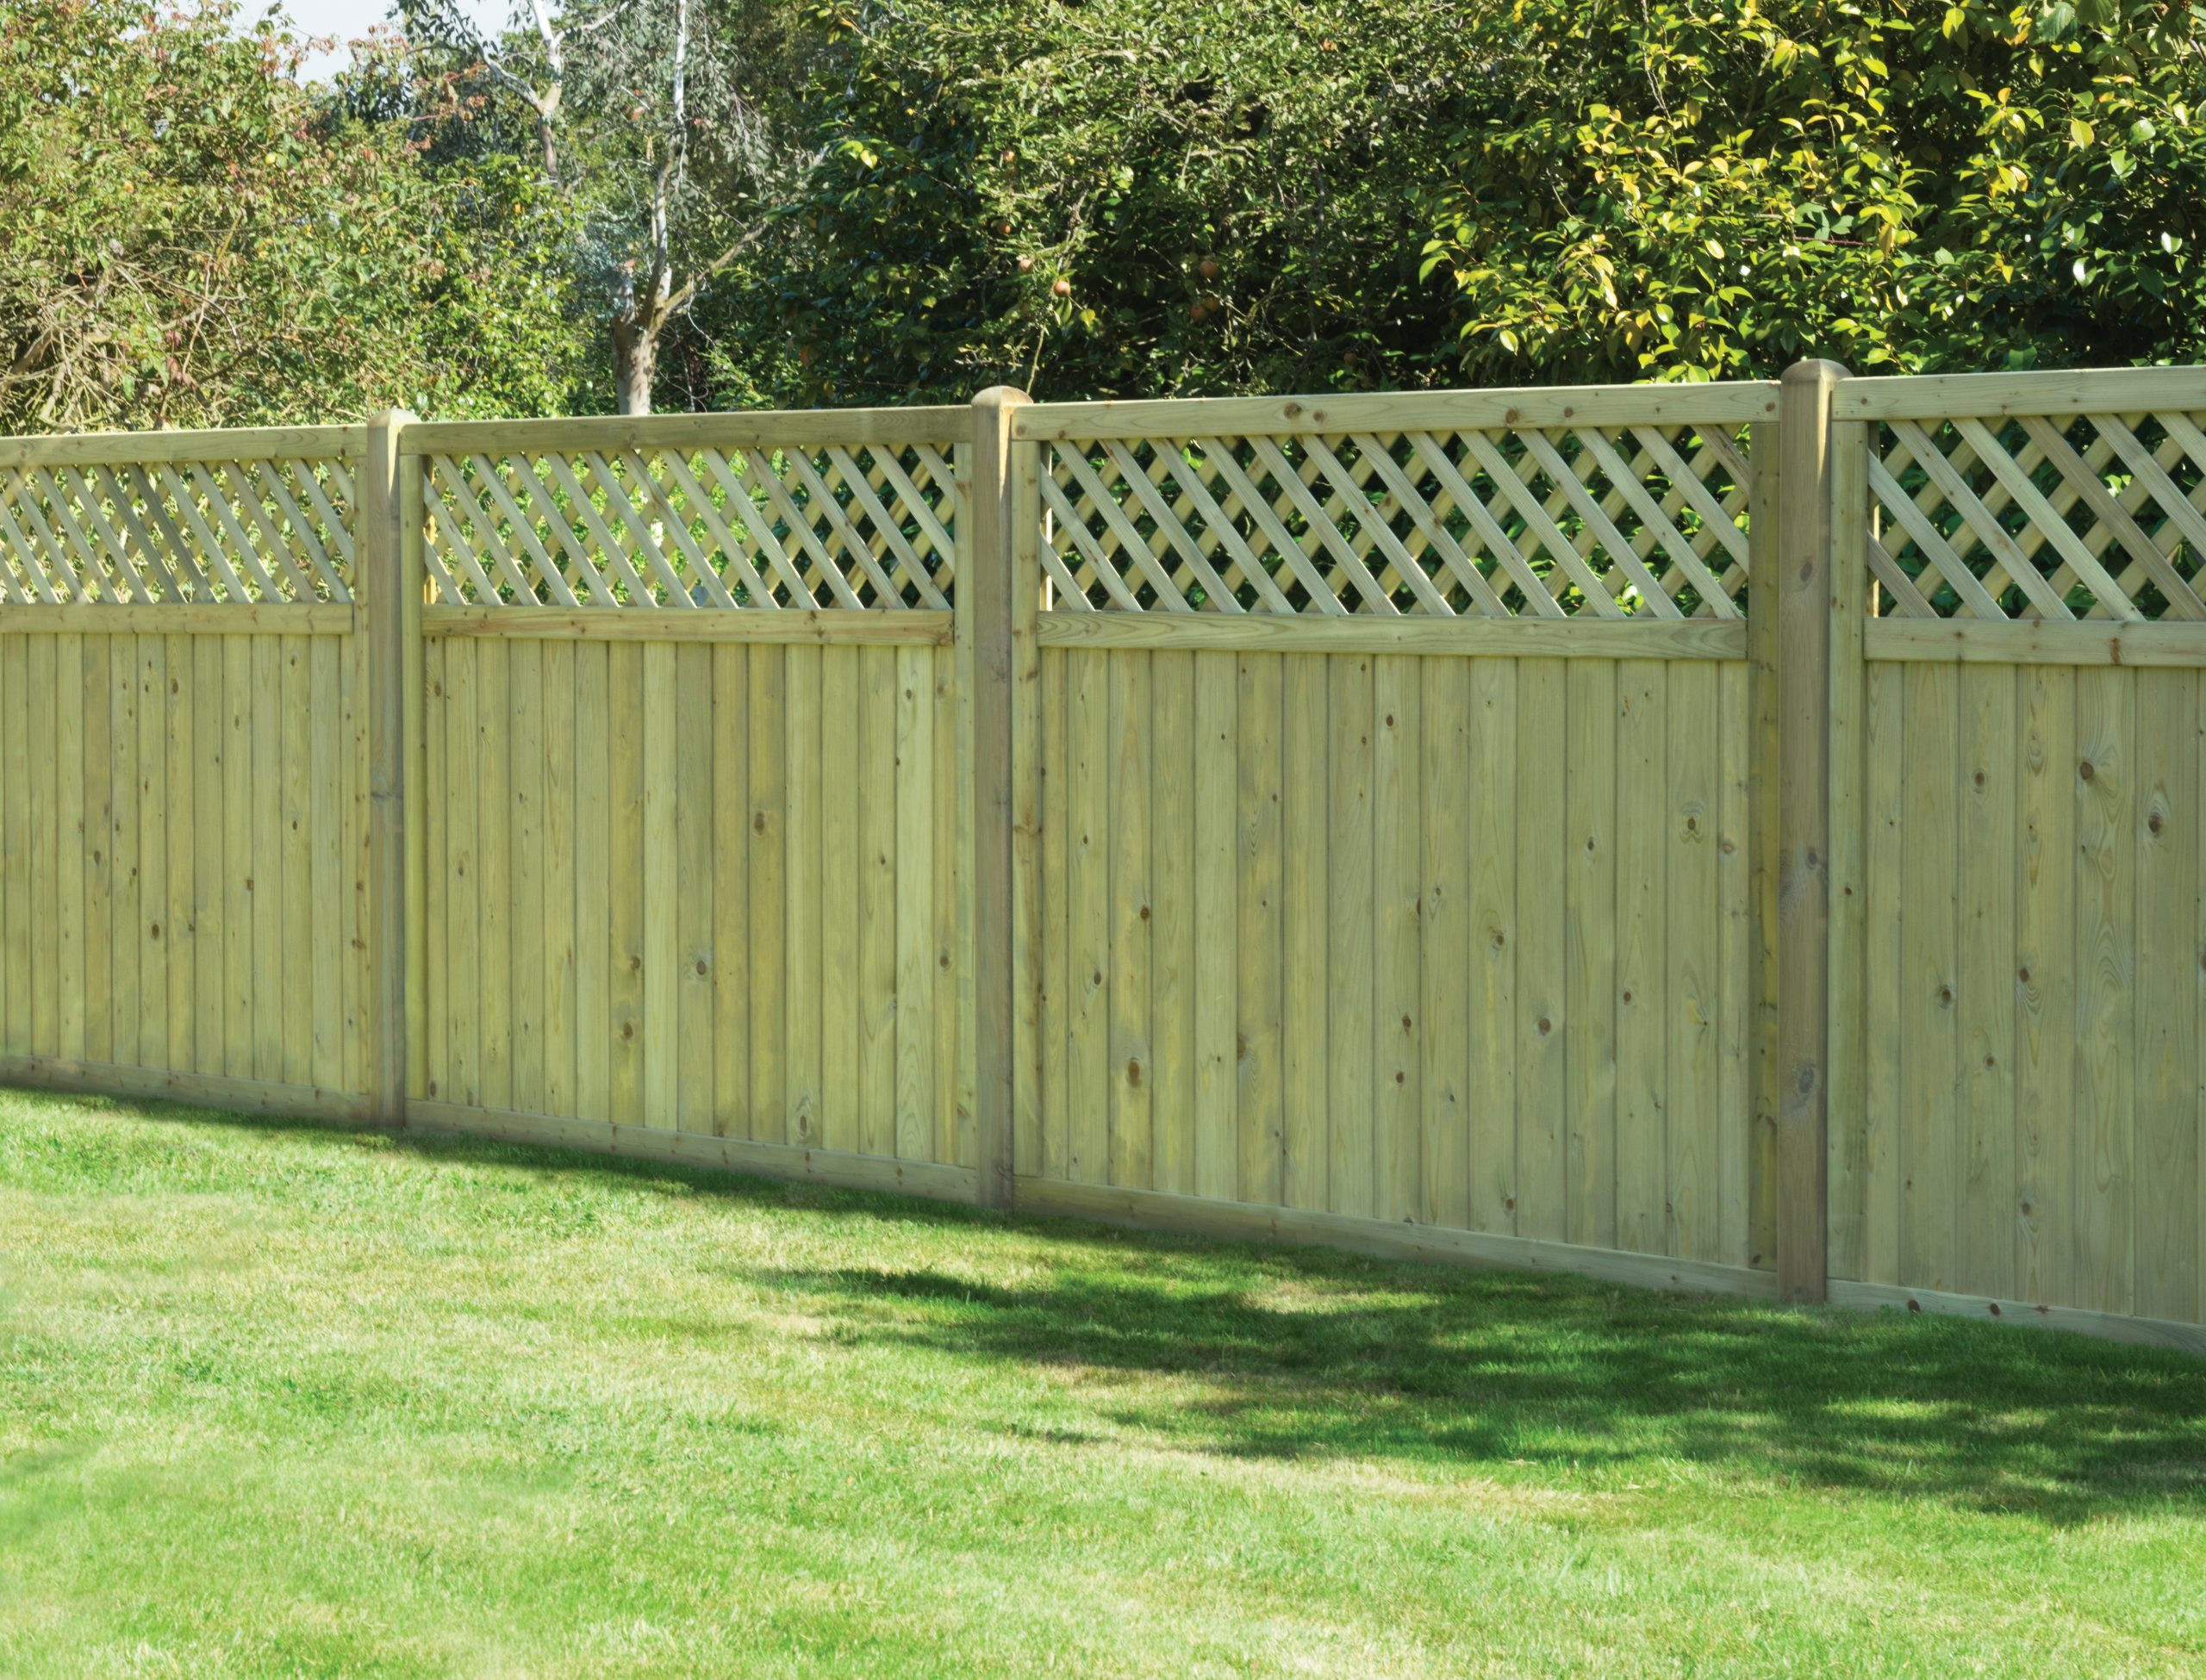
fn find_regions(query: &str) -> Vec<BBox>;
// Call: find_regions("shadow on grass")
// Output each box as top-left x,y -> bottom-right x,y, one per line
763,1244 -> 2206,1521
26,1091 -> 2206,1524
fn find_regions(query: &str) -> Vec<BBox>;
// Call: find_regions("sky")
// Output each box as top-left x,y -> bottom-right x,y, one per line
270,0 -> 506,80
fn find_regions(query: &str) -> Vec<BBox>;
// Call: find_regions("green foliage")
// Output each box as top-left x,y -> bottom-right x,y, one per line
703,0 -> 1476,405
0,0 -> 589,431
705,0 -> 2206,407
1413,0 -> 2206,381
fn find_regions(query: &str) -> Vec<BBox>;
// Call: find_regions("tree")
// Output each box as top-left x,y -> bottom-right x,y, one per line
404,0 -> 815,412
0,0 -> 588,432
715,0 -> 1473,408
701,0 -> 2206,408
1406,0 -> 2206,381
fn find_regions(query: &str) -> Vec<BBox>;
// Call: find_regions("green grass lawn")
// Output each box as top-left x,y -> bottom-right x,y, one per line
2,1090 -> 2203,1678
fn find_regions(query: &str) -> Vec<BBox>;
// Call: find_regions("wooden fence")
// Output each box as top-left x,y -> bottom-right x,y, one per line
2,365 -> 2202,1356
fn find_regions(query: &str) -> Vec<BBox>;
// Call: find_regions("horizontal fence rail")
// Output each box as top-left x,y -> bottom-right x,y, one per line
1,367 -> 2202,1359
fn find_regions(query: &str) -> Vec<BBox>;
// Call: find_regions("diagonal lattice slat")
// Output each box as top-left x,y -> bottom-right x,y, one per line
0,457 -> 354,605
426,441 -> 959,609
1038,423 -> 1757,616
1867,410 -> 2206,620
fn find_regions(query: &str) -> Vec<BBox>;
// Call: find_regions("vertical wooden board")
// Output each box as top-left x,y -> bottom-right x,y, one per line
707,642 -> 746,1137
109,637 -> 140,1067
783,645 -> 822,1147
222,636 -> 253,1080
1665,659 -> 1720,1261
1715,659 -> 1754,1267
56,632 -> 86,1064
1418,656 -> 1471,1231
674,642 -> 719,1136
1514,658 -> 1569,1244
1277,653 -> 1325,1214
308,638 -> 344,1094
1148,648 -> 1195,1196
422,641 -> 448,1102
1327,654 -> 1375,1219
476,638 -> 513,1111
636,639 -> 675,1129
2073,665 -> 2135,1316
80,637 -> 110,1067
894,642 -> 937,1161
1614,660 -> 1667,1257
1038,646 -> 1071,1180
250,635 -> 284,1082
1848,661 -> 1904,1283
606,640 -> 645,1128
162,634 -> 193,1074
192,635 -> 223,1078
1565,661 -> 1618,1250
1236,652 -> 1284,1208
1066,650 -> 1111,1185
933,641 -> 966,1170
1107,650 -> 1155,1191
1747,422 -> 1782,1277
345,613 -> 370,1100
752,644 -> 793,1146
853,645 -> 893,1157
540,638 -> 578,1117
135,638 -> 167,1072
444,638 -> 482,1109
26,635 -> 56,1059
1898,662 -> 1959,1293
83,637 -> 116,1068
819,643 -> 861,1154
1370,654 -> 1420,1223
0,638 -> 12,1055
2134,667 -> 2198,1324
1467,656 -> 1519,1236
1200,644 -> 1253,1208
278,637 -> 311,1087
508,638 -> 547,1117
1954,663 -> 2017,1300
0,637 -> 27,1055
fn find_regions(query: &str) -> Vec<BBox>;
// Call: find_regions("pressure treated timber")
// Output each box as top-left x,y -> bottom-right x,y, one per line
0,604 -> 352,635
1835,366 -> 2206,420
407,1099 -> 979,1201
1014,382 -> 1779,441
398,408 -> 970,456
0,426 -> 362,470
423,606 -> 953,645
1774,359 -> 1845,1304
0,1055 -> 373,1124
1016,1178 -> 1781,1299
1866,619 -> 2206,668
1035,613 -> 1748,658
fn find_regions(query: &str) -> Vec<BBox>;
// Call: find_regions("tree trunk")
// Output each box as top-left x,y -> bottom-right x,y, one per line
613,314 -> 655,415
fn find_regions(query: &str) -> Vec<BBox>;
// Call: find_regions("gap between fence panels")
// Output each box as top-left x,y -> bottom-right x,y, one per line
3,363 -> 2204,1360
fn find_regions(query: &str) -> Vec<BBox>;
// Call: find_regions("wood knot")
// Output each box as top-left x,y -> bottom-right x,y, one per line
2079,759 -> 2095,781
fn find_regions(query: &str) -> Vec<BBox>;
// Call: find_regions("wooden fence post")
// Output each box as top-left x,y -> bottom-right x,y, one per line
1774,361 -> 1848,1303
969,386 -> 1034,1210
361,410 -> 419,1128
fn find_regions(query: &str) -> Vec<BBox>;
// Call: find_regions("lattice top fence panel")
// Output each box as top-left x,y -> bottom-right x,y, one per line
414,431 -> 963,610
1860,404 -> 2206,622
1017,392 -> 1766,618
0,442 -> 358,607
